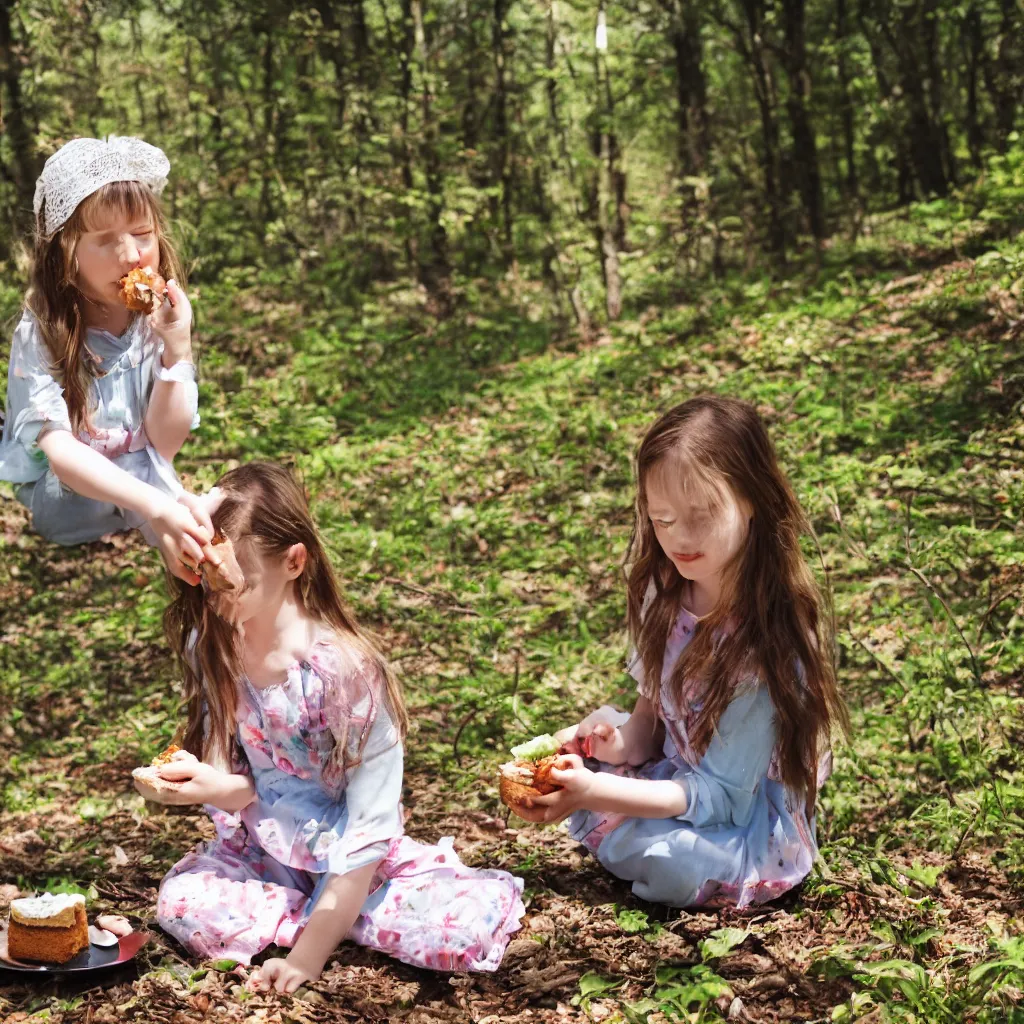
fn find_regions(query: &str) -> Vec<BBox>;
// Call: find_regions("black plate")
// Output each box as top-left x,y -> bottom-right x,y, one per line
0,930 -> 150,975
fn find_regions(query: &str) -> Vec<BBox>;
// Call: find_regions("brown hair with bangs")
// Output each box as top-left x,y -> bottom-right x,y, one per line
27,181 -> 184,435
626,395 -> 849,810
165,462 -> 408,775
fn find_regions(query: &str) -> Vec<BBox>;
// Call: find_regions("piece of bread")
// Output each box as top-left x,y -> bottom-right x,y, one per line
132,744 -> 184,793
118,266 -> 166,314
201,534 -> 245,594
131,765 -> 183,793
152,743 -> 182,765
7,893 -> 89,964
196,532 -> 247,624
499,755 -> 561,813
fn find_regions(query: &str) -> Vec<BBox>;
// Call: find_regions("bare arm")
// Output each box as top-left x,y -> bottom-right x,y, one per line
145,372 -> 194,461
284,863 -> 380,979
204,772 -> 257,813
617,696 -> 664,765
247,862 -> 382,992
144,279 -> 197,461
39,428 -> 210,576
518,752 -> 688,823
40,428 -> 169,518
578,770 -> 687,818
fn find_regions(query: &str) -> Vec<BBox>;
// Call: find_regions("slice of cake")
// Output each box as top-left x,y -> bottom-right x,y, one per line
117,266 -> 167,314
7,892 -> 89,964
132,743 -> 185,793
498,734 -> 564,815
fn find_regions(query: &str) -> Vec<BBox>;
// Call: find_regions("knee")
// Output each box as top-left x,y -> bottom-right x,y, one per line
157,871 -> 196,925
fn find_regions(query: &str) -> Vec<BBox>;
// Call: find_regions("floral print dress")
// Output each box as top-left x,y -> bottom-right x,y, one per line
157,635 -> 525,971
568,604 -> 830,909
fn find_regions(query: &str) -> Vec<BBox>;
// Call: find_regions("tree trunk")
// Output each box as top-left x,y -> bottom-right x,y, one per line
545,0 -> 577,196
128,14 -> 149,134
982,0 -> 1022,151
871,1 -> 948,196
541,0 -> 591,339
834,0 -> 858,201
667,0 -> 709,182
348,0 -> 376,144
203,26 -> 229,178
594,3 -> 622,320
350,0 -> 372,78
902,83 -> 948,197
259,31 -> 276,227
963,3 -> 984,169
312,0 -> 349,123
664,0 -> 717,273
778,0 -> 824,241
399,0 -> 418,275
411,0 -> 453,315
858,8 -> 917,203
922,0 -> 954,186
0,0 -> 38,239
738,0 -> 785,257
492,0 -> 513,260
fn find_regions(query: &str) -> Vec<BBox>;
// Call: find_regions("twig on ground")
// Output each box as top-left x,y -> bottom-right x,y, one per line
385,576 -> 483,617
452,705 -> 487,765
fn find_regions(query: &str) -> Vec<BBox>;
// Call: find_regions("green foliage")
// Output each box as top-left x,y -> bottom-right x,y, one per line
624,965 -> 732,1023
3,0 -> 1024,314
698,928 -> 750,961
573,971 -> 623,1012
614,907 -> 653,935
2,45 -> 1024,1016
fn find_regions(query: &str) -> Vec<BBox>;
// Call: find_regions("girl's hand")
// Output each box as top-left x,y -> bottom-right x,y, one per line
176,490 -> 216,539
579,723 -> 628,764
558,706 -> 629,761
515,754 -> 594,824
247,956 -> 318,995
149,495 -> 211,586
150,279 -> 192,363
134,759 -> 228,806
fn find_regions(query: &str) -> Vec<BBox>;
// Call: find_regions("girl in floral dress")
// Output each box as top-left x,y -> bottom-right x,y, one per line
136,462 -> 524,993
519,395 -> 849,909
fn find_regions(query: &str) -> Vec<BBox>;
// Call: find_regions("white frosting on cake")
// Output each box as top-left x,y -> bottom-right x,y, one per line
11,892 -> 85,922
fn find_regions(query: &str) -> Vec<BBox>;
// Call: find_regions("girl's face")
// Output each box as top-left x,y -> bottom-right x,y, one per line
646,464 -> 750,592
229,540 -> 307,626
74,205 -> 160,306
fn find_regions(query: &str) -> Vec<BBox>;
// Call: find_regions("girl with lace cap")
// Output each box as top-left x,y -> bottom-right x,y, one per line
138,463 -> 525,993
0,135 -> 212,581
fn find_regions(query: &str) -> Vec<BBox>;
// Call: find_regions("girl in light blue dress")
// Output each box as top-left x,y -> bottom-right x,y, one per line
0,136 -> 211,582
519,395 -> 849,909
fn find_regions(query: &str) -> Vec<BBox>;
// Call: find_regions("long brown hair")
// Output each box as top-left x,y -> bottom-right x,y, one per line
626,395 -> 849,807
164,462 -> 408,773
26,181 -> 184,435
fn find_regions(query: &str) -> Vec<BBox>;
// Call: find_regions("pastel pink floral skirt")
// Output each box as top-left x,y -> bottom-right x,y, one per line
157,829 -> 525,972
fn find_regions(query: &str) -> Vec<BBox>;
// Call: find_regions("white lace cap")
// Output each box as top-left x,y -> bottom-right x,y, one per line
33,135 -> 170,236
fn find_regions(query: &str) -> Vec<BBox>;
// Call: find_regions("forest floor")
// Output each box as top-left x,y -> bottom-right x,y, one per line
2,197 -> 1024,1023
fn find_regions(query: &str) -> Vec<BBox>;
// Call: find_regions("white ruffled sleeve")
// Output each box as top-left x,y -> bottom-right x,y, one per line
0,314 -> 73,483
310,640 -> 404,876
